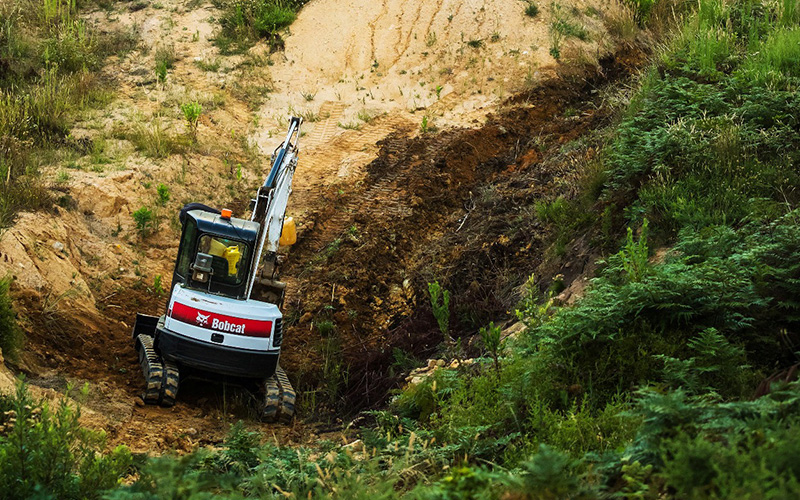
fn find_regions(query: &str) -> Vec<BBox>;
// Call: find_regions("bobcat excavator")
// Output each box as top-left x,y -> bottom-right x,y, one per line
131,117 -> 302,422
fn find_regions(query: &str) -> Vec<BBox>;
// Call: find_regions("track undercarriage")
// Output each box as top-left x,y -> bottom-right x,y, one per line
133,329 -> 296,422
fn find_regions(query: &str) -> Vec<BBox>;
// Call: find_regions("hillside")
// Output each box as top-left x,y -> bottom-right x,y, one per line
2,0 -> 800,498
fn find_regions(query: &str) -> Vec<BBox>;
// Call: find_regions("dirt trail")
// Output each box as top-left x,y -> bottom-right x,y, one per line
0,0 -> 636,451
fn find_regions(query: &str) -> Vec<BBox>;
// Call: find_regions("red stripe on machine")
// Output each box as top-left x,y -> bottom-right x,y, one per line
170,302 -> 272,337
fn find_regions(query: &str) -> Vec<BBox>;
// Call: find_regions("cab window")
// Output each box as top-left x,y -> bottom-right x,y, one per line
197,235 -> 249,285
175,218 -> 197,279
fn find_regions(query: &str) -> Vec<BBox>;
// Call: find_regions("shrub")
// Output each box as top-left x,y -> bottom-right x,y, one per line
214,0 -> 309,53
524,2 -> 539,17
0,277 -> 22,359
0,382 -> 131,499
132,206 -> 156,238
156,183 -> 170,206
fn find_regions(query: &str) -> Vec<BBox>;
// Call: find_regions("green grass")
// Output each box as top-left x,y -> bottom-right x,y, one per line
212,0 -> 309,54
0,0 -> 131,229
119,118 -> 188,158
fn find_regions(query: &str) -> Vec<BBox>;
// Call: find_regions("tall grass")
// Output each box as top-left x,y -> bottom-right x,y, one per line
0,0 -> 132,229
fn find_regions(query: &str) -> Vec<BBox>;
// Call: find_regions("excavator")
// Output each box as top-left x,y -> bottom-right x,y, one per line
131,117 -> 302,422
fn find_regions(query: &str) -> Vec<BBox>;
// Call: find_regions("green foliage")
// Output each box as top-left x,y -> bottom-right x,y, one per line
213,0 -> 309,53
0,0 -> 129,227
0,382 -> 131,499
0,276 -> 22,359
478,321 -> 504,376
132,206 -> 156,238
551,17 -> 588,42
180,101 -> 202,137
428,281 -> 451,342
156,183 -> 170,206
152,274 -> 164,296
524,1 -> 539,17
618,219 -> 649,282
602,4 -> 800,236
154,44 -> 175,83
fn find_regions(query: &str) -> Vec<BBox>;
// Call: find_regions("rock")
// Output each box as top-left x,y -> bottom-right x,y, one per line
134,397 -> 145,407
502,322 -> 527,340
426,359 -> 437,370
52,241 -> 64,252
435,359 -> 445,367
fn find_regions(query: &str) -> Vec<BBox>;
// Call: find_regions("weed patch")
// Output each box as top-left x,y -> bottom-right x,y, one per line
212,0 -> 309,54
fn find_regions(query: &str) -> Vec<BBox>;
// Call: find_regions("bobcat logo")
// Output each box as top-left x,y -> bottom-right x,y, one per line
195,312 -> 210,327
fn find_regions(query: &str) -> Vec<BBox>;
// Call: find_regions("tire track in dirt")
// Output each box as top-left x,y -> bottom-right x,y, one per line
297,118 -> 414,250
302,101 -> 346,148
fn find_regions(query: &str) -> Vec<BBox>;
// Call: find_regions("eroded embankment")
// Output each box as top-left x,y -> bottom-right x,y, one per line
281,48 -> 647,414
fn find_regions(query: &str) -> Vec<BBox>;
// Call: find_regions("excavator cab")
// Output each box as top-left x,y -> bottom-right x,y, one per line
171,209 -> 260,301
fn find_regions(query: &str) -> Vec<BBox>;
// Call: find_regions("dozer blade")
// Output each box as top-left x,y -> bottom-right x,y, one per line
132,313 -> 159,339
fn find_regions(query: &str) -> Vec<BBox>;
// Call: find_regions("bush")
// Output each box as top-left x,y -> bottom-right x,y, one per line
524,2 -> 539,17
0,277 -> 22,359
180,101 -> 202,138
156,183 -> 170,206
132,206 -> 156,238
0,382 -> 131,499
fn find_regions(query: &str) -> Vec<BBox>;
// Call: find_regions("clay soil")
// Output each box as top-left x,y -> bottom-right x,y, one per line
0,0 -> 646,452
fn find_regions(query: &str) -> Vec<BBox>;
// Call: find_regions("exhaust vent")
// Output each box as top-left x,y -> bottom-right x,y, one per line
273,318 -> 283,347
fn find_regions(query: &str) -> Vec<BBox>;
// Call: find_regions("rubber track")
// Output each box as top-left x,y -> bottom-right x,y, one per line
137,334 -> 164,405
275,365 -> 296,423
159,361 -> 180,407
262,365 -> 296,423
263,372 -> 281,422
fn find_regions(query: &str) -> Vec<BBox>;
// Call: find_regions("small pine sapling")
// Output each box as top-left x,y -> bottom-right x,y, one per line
156,183 -> 170,206
132,206 -> 156,238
